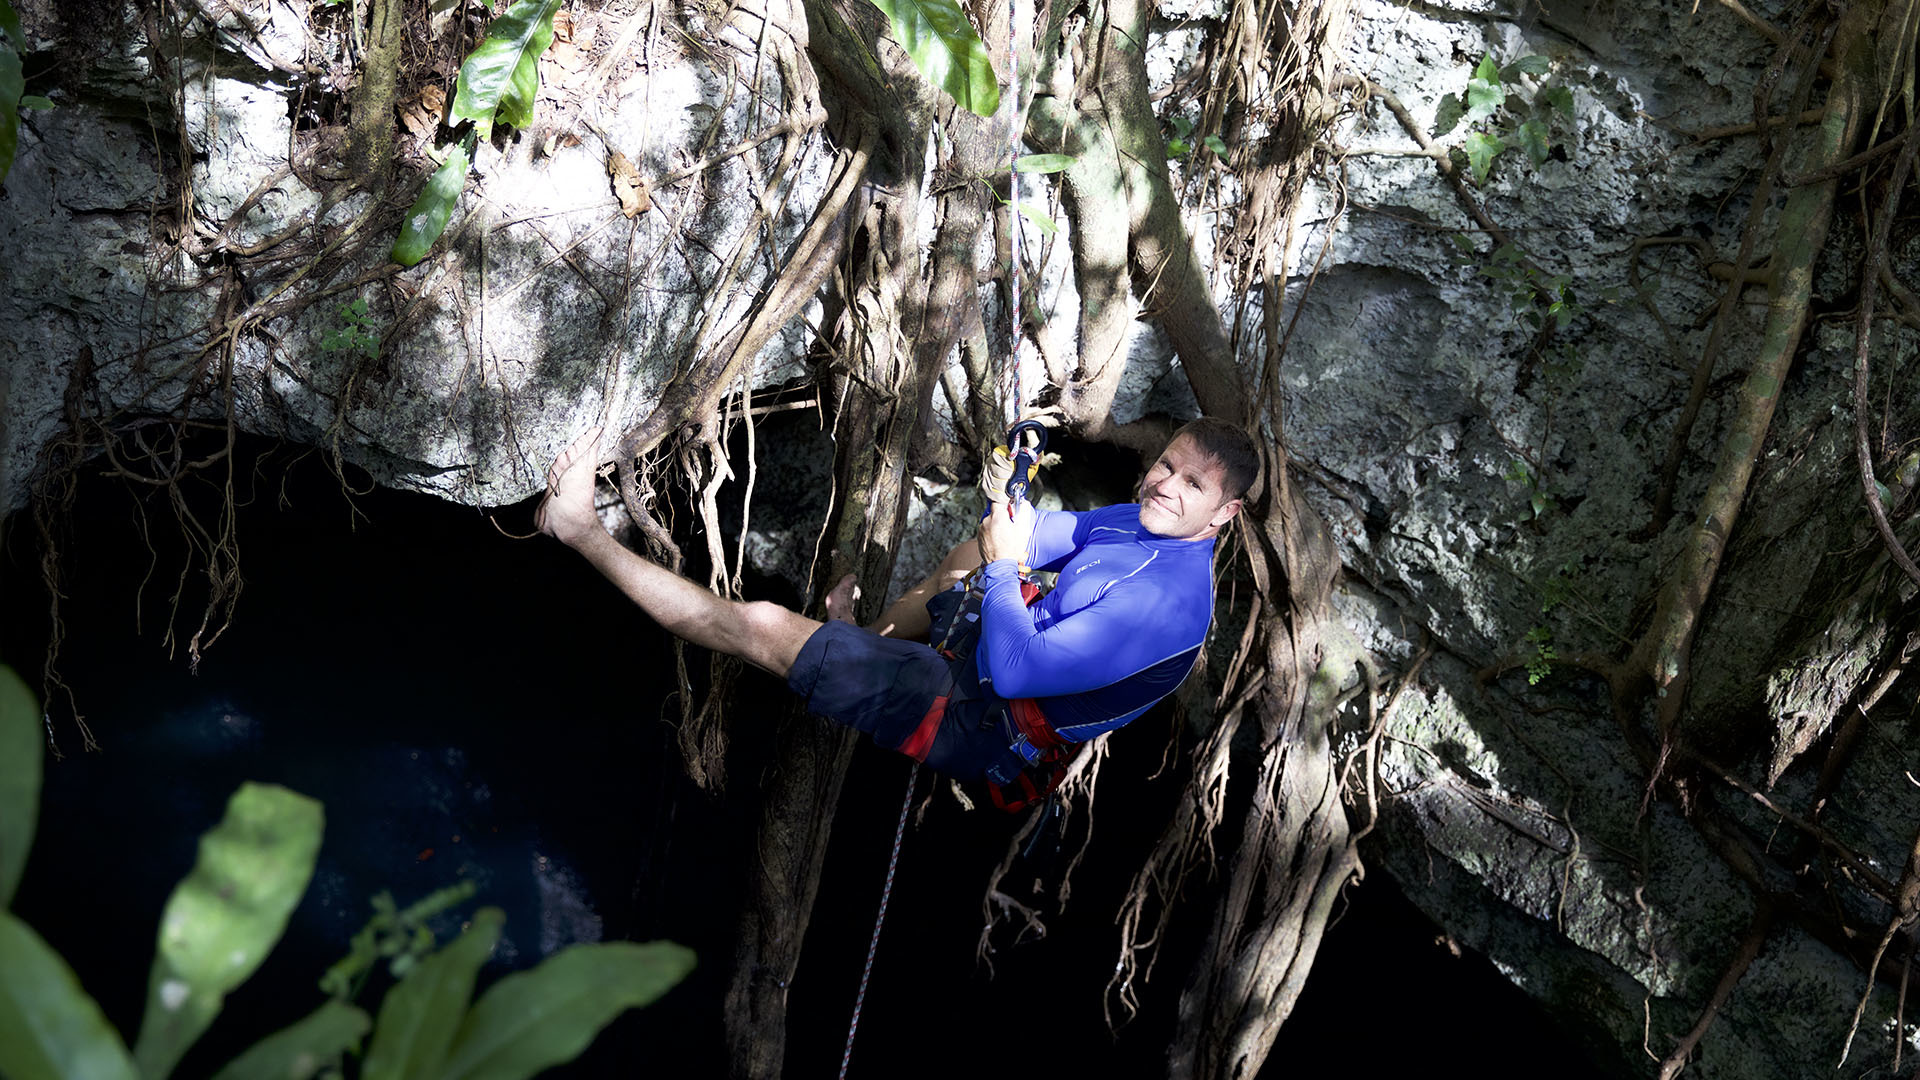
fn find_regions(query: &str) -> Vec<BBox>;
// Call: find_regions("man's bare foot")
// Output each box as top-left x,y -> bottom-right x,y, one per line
535,426 -> 606,547
824,573 -> 859,625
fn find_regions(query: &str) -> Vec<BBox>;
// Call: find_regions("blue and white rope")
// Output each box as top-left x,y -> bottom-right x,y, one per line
837,762 -> 921,1079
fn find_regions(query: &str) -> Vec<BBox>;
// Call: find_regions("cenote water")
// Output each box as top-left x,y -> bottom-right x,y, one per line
2,436 -> 1603,1078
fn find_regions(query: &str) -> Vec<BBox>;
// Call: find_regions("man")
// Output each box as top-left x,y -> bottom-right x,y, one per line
535,417 -> 1257,788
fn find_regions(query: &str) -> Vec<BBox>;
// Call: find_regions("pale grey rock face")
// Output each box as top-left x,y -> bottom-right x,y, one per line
1,1 -> 829,510
1242,1 -> 1920,1076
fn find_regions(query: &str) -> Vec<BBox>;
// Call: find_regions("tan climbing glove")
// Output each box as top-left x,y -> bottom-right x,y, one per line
981,444 -> 1037,505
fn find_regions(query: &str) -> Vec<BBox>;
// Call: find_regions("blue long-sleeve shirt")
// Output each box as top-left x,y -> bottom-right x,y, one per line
971,504 -> 1217,740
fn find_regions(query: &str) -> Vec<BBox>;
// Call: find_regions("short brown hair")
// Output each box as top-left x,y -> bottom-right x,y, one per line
1174,417 -> 1260,502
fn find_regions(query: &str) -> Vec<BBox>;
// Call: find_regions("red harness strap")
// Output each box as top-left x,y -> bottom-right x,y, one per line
897,694 -> 947,762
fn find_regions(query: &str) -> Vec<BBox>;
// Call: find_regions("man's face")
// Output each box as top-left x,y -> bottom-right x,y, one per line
1137,435 -> 1242,540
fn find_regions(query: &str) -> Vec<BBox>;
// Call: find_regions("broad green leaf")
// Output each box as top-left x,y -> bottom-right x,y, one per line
1016,203 -> 1057,236
0,0 -> 21,53
868,0 -> 999,118
1539,84 -> 1575,121
1432,92 -> 1465,137
361,907 -> 503,1080
1463,130 -> 1504,185
450,0 -> 563,134
1013,153 -> 1074,174
1202,134 -> 1228,156
1472,54 -> 1499,83
1463,76 -> 1502,126
18,93 -> 48,109
1165,138 -> 1189,158
0,665 -> 39,909
392,146 -> 469,267
1515,118 -> 1551,166
0,44 -> 20,184
493,6 -> 558,132
0,911 -> 138,1080
133,783 -> 324,1080
210,1000 -> 370,1080
438,941 -> 695,1080
1500,54 -> 1551,80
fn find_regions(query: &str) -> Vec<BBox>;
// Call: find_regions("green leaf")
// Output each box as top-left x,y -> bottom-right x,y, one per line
392,146 -> 469,267
1016,203 -> 1057,236
0,911 -> 139,1080
1875,479 -> 1894,508
1500,54 -> 1551,80
1165,138 -> 1189,158
1473,54 -> 1499,83
438,942 -> 694,1080
1463,76 -> 1502,126
1432,92 -> 1465,137
1013,153 -> 1074,173
210,1000 -> 370,1080
18,94 -> 48,109
1463,130 -> 1504,185
450,0 -> 564,135
1539,84 -> 1575,121
0,0 -> 21,53
1515,118 -> 1550,166
493,7 -> 557,132
133,783 -> 324,1080
0,43 -> 21,185
1202,134 -> 1228,156
361,908 -> 502,1080
867,0 -> 999,118
0,666 -> 39,910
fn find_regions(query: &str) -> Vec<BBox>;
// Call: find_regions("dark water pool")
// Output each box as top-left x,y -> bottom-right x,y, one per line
2,438 -> 1604,1079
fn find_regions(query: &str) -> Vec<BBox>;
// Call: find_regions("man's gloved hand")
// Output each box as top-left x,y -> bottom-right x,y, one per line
977,497 -> 1037,567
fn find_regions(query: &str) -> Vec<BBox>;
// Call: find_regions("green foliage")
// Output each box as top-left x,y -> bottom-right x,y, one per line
1432,52 -> 1576,185
319,298 -> 384,360
207,1001 -> 370,1080
362,909 -> 503,1080
1523,626 -> 1557,685
133,783 -> 325,1080
0,0 -> 24,186
1504,458 -> 1552,520
0,911 -> 139,1080
0,665 -> 691,1080
1165,115 -> 1193,158
0,665 -> 39,909
437,941 -> 696,1080
450,0 -> 563,138
869,0 -> 999,117
321,882 -> 480,999
399,0 -> 565,268
1013,153 -> 1074,174
391,145 -> 469,268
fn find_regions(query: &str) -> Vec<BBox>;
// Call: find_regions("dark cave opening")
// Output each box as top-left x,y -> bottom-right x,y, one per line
0,432 -> 1602,1078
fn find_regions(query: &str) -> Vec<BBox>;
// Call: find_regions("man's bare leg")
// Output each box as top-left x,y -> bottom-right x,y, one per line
537,428 -> 822,679
865,537 -> 980,639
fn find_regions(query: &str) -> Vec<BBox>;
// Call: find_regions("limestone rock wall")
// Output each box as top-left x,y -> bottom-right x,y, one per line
1,0 -> 828,511
5,0 -> 1920,1076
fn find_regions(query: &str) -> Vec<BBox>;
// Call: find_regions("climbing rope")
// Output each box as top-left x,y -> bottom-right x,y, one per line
837,761 -> 920,1079
837,11 -> 1031,1075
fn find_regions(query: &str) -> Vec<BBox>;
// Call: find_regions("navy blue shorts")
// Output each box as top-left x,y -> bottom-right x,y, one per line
785,621 -> 1020,781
